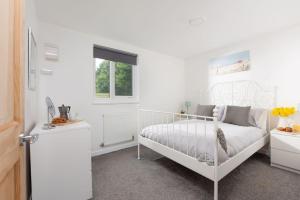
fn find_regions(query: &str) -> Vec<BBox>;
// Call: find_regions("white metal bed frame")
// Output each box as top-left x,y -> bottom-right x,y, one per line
137,80 -> 276,200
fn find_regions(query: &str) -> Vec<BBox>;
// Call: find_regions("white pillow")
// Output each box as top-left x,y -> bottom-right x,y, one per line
248,108 -> 268,131
213,106 -> 226,121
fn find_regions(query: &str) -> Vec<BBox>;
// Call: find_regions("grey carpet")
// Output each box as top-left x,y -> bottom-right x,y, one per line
92,146 -> 300,200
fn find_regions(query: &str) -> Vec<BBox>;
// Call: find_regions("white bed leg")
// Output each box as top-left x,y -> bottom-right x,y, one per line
214,180 -> 218,200
213,118 -> 218,200
137,143 -> 141,160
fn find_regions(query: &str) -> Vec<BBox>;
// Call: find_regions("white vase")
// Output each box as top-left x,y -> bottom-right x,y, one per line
277,117 -> 290,128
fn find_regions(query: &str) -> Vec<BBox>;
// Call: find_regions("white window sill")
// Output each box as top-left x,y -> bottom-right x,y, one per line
92,100 -> 140,105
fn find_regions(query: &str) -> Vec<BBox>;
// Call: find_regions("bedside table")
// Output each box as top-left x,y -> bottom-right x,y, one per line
271,129 -> 300,174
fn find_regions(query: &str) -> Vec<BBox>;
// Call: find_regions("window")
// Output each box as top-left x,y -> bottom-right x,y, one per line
94,45 -> 138,103
115,62 -> 133,96
95,59 -> 110,98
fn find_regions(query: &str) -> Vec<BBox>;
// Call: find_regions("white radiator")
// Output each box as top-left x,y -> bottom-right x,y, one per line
102,112 -> 137,147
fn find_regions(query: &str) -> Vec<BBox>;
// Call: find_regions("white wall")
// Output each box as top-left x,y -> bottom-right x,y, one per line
24,0 -> 39,131
38,22 -> 185,153
185,25 -> 300,113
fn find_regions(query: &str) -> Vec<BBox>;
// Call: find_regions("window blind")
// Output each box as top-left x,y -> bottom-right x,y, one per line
93,45 -> 138,65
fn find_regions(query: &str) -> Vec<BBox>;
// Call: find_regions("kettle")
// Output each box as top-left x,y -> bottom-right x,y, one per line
58,104 -> 71,120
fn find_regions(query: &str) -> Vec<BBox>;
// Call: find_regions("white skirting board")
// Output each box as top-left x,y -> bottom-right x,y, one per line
92,141 -> 137,157
271,163 -> 300,175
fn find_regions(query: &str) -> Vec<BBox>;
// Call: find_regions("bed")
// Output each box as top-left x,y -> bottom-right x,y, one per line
137,80 -> 276,200
141,119 -> 267,164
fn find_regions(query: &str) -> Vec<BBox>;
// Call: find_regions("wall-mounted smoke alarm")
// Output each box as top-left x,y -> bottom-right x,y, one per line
189,17 -> 207,26
45,43 -> 59,61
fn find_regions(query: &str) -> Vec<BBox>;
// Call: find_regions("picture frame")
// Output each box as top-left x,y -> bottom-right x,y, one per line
28,27 -> 37,90
209,50 -> 250,75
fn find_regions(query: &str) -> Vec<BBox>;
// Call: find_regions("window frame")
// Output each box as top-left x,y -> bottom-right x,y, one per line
93,58 -> 139,105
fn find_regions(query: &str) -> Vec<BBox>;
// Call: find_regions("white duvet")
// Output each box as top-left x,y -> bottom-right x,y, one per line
141,119 -> 267,164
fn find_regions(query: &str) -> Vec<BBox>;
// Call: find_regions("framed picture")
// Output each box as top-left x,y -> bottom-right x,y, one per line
28,27 -> 37,90
209,50 -> 250,75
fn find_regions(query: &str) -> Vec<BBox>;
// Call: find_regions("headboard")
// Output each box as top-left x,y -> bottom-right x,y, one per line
208,80 -> 277,109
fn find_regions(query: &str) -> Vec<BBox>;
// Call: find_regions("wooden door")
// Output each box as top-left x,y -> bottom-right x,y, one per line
0,0 -> 25,199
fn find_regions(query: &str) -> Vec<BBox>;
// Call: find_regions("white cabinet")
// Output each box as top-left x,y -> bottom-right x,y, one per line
271,129 -> 300,174
30,121 -> 93,200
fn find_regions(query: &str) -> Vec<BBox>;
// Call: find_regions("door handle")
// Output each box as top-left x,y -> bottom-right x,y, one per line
19,133 -> 39,146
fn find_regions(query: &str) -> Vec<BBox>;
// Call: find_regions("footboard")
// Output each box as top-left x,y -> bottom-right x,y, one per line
137,109 -> 219,179
138,109 -> 220,200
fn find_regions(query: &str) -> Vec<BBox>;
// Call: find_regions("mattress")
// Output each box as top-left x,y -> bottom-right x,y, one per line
140,119 -> 267,164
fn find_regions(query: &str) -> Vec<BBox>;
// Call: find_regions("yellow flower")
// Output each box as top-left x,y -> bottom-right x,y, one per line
272,108 -> 280,116
283,108 -> 289,117
272,107 -> 296,117
290,107 -> 296,115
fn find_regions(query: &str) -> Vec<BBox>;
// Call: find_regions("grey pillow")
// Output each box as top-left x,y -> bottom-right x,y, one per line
196,105 -> 215,121
223,106 -> 251,126
196,104 -> 215,117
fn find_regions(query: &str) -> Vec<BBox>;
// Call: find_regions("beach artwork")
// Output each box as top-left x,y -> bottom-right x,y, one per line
209,50 -> 250,75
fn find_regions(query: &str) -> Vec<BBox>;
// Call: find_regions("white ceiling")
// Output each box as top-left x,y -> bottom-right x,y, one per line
34,0 -> 300,58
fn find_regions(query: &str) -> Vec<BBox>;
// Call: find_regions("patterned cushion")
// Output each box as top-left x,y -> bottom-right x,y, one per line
217,128 -> 227,153
198,128 -> 227,165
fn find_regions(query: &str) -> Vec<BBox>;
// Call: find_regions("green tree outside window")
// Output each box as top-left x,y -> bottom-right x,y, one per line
115,62 -> 132,96
95,60 -> 110,98
95,59 -> 133,98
